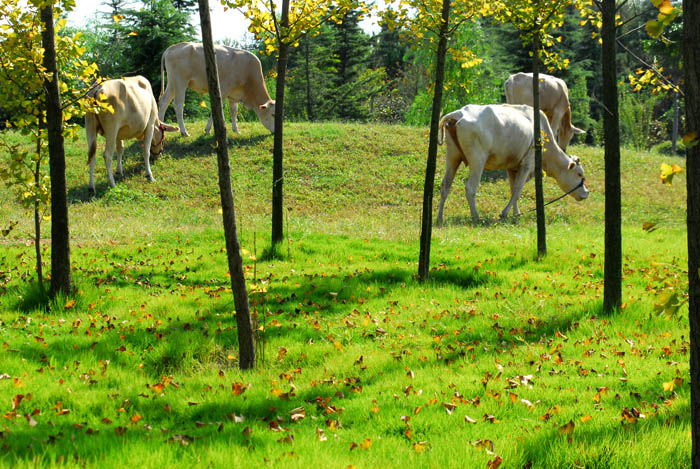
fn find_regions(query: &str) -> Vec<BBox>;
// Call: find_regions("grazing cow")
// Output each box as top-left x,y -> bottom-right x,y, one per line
436,104 -> 588,223
158,42 -> 275,136
504,72 -> 584,150
85,76 -> 178,195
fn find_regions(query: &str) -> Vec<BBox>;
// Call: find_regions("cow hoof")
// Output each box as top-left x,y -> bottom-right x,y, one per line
146,176 -> 156,183
181,131 -> 190,137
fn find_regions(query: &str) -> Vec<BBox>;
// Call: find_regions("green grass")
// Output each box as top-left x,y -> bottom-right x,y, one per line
0,120 -> 690,468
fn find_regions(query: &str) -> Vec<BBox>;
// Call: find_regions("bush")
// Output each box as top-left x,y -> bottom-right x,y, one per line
651,140 -> 686,157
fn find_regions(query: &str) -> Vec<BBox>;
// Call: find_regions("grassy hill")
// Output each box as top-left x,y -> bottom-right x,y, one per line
0,121 -> 691,468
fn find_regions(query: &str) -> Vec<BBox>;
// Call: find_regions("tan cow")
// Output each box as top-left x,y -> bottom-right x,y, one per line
86,76 -> 178,195
437,104 -> 588,223
158,42 -> 275,136
504,72 -> 584,150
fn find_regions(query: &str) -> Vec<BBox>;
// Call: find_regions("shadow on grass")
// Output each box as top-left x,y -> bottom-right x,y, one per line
66,142 -> 156,203
165,132 -> 271,160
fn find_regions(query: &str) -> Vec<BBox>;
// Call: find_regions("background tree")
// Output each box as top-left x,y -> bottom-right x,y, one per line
222,0 -> 369,249
197,0 -> 256,369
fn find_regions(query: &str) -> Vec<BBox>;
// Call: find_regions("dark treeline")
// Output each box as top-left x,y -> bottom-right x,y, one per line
71,0 -> 684,153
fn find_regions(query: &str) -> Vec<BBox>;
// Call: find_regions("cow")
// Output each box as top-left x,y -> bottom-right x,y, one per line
158,42 -> 275,137
504,72 -> 584,150
85,75 -> 178,195
436,104 -> 588,224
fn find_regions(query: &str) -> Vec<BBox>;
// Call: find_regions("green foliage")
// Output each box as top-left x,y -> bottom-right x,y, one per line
619,87 -> 662,150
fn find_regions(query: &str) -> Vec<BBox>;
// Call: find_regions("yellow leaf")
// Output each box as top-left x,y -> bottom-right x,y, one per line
558,419 -> 575,435
200,100 -> 207,108
64,299 -> 76,309
580,415 -> 592,423
333,341 -> 343,352
127,31 -> 138,36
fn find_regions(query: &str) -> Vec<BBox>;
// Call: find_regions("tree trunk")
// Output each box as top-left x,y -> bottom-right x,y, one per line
198,0 -> 255,370
601,0 -> 622,313
41,5 -> 71,296
683,1 -> 700,467
672,91 -> 679,154
271,0 -> 290,248
34,132 -> 43,287
532,31 -> 546,258
305,35 -> 313,121
417,0 -> 450,282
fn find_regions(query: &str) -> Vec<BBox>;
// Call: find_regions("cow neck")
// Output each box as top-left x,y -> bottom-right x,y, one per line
244,70 -> 272,107
541,141 -> 571,176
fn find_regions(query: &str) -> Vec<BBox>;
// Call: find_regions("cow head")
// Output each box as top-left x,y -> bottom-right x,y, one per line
255,100 -> 276,133
558,124 -> 585,151
149,122 -> 179,158
554,155 -> 589,201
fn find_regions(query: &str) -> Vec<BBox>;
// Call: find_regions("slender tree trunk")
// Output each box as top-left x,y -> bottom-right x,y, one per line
41,5 -> 71,296
532,31 -> 546,258
683,1 -> 700,466
197,0 -> 255,369
601,0 -> 622,313
34,132 -> 43,287
417,0 -> 450,282
305,35 -> 313,121
271,0 -> 290,248
672,91 -> 679,154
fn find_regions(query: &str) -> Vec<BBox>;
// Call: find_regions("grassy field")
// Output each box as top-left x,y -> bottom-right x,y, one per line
0,120 -> 690,468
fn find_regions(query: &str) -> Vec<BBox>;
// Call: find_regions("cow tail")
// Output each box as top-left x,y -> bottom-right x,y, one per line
159,50 -> 165,99
86,113 -> 97,165
438,115 -> 449,145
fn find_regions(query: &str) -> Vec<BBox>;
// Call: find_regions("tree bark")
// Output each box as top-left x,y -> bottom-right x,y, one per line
41,6 -> 71,296
417,0 -> 450,282
34,132 -> 43,287
271,0 -> 290,248
672,91 -> 679,154
683,1 -> 700,467
532,31 -> 546,258
601,0 -> 622,313
198,0 -> 255,370
305,35 -> 313,121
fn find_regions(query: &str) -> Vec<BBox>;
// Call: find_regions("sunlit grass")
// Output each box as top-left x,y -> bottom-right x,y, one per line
0,120 -> 689,468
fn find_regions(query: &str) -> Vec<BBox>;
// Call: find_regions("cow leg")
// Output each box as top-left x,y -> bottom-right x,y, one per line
501,167 -> 530,219
436,152 -> 462,226
158,83 -> 174,122
143,126 -> 156,183
89,150 -> 97,195
506,169 -> 521,217
173,87 -> 190,137
464,155 -> 485,221
103,140 -> 117,189
115,140 -> 125,178
229,99 -> 239,133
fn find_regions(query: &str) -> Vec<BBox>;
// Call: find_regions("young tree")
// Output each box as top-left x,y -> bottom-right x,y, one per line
222,0 -> 369,249
492,0 -> 586,258
681,0 -> 700,465
197,0 -> 256,370
382,0 -> 486,281
586,0 -> 623,312
0,0 -> 103,293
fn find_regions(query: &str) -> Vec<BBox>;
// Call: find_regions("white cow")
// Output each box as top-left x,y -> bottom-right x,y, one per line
85,76 -> 178,195
504,72 -> 584,150
436,104 -> 589,223
158,42 -> 275,136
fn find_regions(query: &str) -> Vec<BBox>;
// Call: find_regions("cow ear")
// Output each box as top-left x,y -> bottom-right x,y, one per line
568,161 -> 576,170
572,126 -> 585,135
259,103 -> 269,110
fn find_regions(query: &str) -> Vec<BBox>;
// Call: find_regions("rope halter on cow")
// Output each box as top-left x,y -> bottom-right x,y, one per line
150,123 -> 167,157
